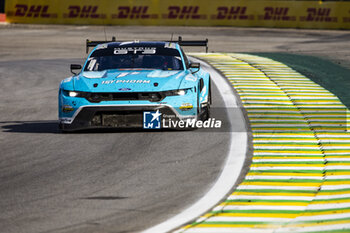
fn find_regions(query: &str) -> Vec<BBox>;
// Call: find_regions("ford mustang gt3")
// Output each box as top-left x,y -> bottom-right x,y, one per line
58,38 -> 211,131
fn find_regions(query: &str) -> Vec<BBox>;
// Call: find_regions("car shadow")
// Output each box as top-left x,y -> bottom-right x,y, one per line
0,121 -> 61,134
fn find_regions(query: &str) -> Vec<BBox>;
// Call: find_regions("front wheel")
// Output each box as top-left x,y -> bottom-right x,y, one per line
201,105 -> 210,121
200,89 -> 211,121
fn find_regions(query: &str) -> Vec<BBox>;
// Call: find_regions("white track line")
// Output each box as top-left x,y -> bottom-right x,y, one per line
141,59 -> 248,233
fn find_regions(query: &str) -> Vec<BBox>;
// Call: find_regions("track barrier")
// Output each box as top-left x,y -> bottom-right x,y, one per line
5,0 -> 350,29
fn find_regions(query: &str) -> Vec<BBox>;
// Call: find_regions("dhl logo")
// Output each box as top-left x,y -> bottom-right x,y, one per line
111,6 -> 157,19
64,5 -> 106,19
301,8 -> 337,22
9,4 -> 57,18
260,7 -> 296,21
212,6 -> 252,20
163,6 -> 206,19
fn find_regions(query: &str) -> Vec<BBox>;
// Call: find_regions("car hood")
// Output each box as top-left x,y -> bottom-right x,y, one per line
72,69 -> 196,92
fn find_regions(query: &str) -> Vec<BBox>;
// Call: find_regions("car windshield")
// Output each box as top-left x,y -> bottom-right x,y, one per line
84,45 -> 184,71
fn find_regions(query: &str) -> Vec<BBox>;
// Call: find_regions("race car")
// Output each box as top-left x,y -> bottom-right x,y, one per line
58,37 -> 211,131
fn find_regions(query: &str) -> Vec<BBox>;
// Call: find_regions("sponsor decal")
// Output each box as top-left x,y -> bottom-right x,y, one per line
179,103 -> 193,110
111,6 -> 158,19
212,6 -> 252,20
118,88 -> 131,91
64,5 -> 106,19
114,47 -> 156,54
62,105 -> 74,113
300,7 -> 337,22
11,4 -> 57,18
101,79 -> 151,84
163,6 -> 207,19
143,110 -> 162,129
259,7 -> 296,21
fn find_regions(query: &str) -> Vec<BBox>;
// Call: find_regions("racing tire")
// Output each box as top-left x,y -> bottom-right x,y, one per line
58,123 -> 72,133
201,106 -> 210,121
201,79 -> 211,121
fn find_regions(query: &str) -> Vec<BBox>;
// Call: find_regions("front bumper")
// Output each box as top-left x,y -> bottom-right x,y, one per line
59,104 -> 195,131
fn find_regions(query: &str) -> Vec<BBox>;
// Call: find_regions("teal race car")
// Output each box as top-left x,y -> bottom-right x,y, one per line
58,37 -> 211,131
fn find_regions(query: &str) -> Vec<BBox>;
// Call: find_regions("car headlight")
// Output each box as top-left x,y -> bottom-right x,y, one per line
176,90 -> 186,96
68,91 -> 79,97
164,88 -> 190,96
63,90 -> 86,98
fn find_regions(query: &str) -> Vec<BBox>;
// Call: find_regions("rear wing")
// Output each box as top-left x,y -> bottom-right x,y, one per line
86,36 -> 208,53
173,36 -> 208,53
86,37 -> 116,53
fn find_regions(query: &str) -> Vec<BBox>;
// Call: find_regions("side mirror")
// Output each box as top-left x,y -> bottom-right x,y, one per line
189,63 -> 200,74
70,64 -> 82,75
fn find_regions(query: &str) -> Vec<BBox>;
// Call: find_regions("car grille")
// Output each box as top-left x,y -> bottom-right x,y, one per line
85,92 -> 164,103
91,111 -> 144,127
90,109 -> 177,127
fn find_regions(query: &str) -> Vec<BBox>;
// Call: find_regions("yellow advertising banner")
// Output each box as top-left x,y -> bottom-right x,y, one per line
5,0 -> 350,29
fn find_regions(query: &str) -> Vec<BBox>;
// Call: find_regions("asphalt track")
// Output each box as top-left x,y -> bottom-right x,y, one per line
0,57 -> 234,233
1,24 -> 350,233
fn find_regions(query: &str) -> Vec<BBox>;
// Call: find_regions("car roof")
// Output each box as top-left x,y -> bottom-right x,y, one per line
105,41 -> 178,49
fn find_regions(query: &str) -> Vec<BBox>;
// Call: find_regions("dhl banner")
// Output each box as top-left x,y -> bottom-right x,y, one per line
5,0 -> 350,29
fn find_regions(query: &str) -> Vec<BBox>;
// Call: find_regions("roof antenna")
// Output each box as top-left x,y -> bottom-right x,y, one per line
170,33 -> 174,42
